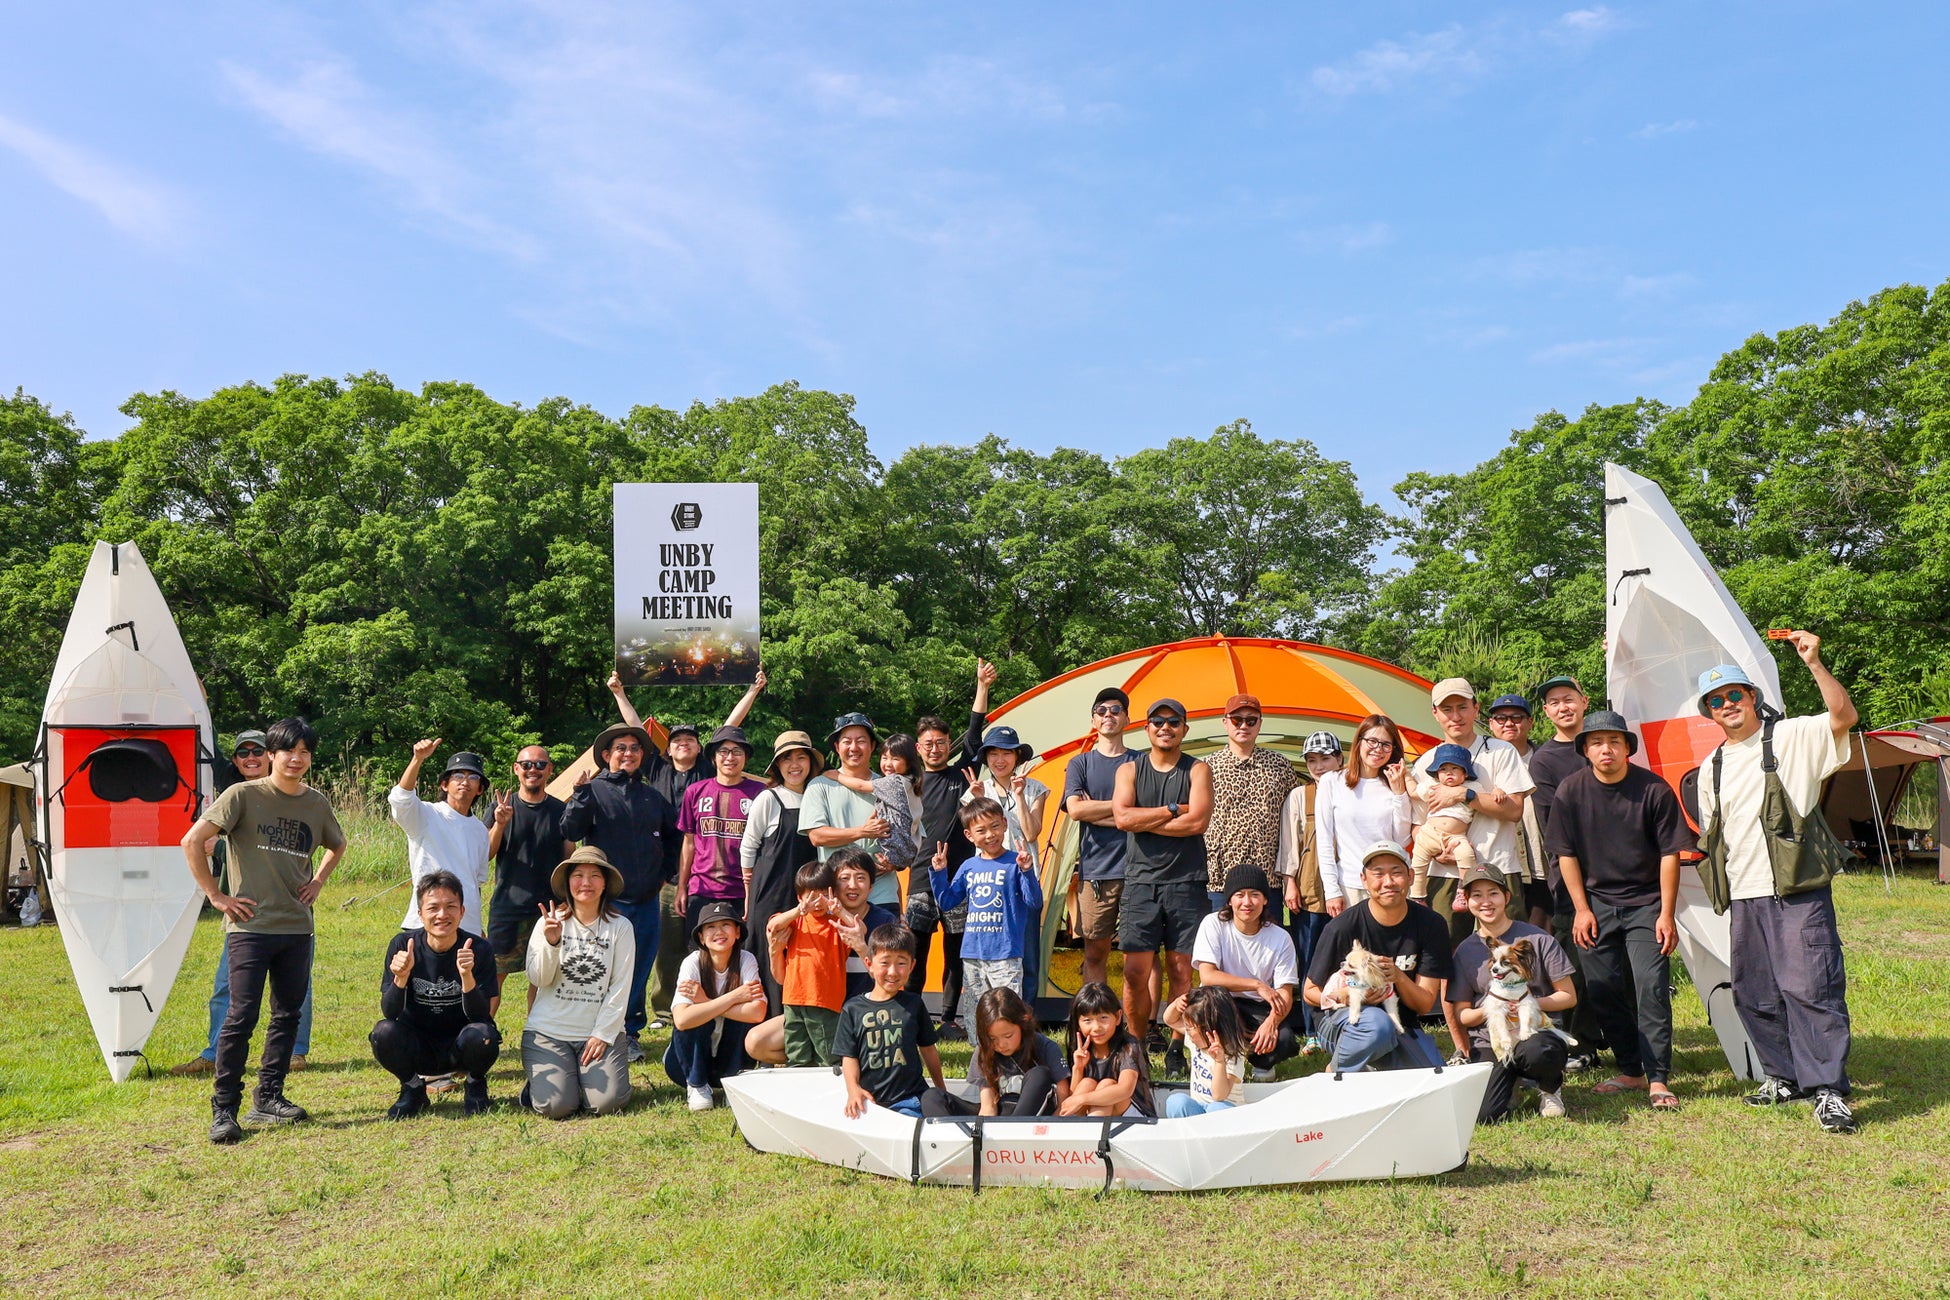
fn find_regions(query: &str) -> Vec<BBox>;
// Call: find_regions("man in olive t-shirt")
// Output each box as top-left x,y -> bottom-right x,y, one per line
183,717 -> 346,1144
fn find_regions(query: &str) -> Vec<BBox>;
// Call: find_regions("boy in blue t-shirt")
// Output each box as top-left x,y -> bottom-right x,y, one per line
928,796 -> 1045,1023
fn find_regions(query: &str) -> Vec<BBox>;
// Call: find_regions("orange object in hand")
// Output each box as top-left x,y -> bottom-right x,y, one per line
1765,629 -> 1796,640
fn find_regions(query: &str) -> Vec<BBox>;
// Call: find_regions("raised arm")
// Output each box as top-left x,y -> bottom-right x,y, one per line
606,671 -> 644,728
724,667 -> 767,728
1788,631 -> 1857,739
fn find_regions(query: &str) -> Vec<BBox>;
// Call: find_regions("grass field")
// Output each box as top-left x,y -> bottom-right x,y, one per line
1,813 -> 1946,1298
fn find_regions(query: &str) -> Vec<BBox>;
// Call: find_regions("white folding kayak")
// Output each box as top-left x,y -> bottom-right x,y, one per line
1604,463 -> 1767,1081
724,1064 -> 1491,1193
37,541 -> 214,1081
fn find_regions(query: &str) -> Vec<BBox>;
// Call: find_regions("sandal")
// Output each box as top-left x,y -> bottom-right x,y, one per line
1649,1090 -> 1680,1111
1591,1076 -> 1648,1095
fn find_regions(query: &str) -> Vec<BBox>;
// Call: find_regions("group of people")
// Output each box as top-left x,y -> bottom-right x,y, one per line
179,632 -> 1862,1143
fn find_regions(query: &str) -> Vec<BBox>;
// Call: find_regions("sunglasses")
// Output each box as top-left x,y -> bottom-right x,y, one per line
1226,714 -> 1262,727
1147,716 -> 1185,728
234,746 -> 266,757
1092,704 -> 1127,717
1706,688 -> 1748,710
516,760 -> 551,771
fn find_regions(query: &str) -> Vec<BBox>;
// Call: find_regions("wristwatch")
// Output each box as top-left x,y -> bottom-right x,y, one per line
1166,801 -> 1181,817
1463,789 -> 1477,804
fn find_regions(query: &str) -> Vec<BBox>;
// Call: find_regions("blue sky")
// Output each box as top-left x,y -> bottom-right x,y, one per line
4,2 -> 1946,501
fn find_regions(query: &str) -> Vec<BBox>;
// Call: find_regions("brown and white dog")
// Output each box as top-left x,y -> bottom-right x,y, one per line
1481,938 -> 1576,1062
1324,941 -> 1404,1034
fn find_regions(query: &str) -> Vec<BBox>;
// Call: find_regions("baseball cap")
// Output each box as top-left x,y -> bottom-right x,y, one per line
1534,675 -> 1584,700
231,729 -> 268,754
1223,693 -> 1262,717
1145,698 -> 1187,723
1092,686 -> 1131,712
1430,678 -> 1475,707
1301,731 -> 1344,758
1487,693 -> 1532,716
1360,840 -> 1410,868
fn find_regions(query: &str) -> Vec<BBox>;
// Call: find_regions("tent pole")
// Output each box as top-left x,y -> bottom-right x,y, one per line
1857,728 -> 1896,895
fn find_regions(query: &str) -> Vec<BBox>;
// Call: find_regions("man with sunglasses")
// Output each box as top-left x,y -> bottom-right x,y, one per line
1112,698 -> 1214,1066
1062,687 -> 1140,988
486,745 -> 575,987
1202,694 -> 1299,915
171,730 -> 317,1076
1695,634 -> 1860,1134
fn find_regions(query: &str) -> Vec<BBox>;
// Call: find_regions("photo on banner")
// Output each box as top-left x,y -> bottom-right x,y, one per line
613,483 -> 761,686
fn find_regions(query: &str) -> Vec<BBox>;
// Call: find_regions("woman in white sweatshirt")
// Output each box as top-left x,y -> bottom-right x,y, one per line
523,846 -> 636,1118
1315,715 -> 1412,915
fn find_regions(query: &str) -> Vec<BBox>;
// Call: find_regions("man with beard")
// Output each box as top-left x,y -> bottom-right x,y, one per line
487,744 -> 574,1000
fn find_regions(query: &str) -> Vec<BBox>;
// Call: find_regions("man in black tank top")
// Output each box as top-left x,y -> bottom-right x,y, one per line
1111,698 -> 1214,1053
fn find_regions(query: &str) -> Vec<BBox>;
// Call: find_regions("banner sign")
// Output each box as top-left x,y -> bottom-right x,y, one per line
613,483 -> 760,686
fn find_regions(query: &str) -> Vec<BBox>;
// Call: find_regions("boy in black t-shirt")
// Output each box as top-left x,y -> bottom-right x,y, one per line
370,870 -> 502,1119
836,924 -> 944,1118
1304,841 -> 1451,1072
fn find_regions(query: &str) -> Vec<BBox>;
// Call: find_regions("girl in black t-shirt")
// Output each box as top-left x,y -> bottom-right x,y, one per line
1058,981 -> 1155,1117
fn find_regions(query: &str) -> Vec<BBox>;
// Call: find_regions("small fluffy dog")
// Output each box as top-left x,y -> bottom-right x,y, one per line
1324,941 -> 1403,1034
1480,938 -> 1576,1062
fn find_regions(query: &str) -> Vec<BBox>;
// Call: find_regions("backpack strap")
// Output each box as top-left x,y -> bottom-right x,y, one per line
1761,717 -> 1777,775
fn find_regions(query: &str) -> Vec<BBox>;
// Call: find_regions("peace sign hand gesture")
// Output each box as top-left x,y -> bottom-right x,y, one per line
540,901 -> 567,946
493,789 -> 514,827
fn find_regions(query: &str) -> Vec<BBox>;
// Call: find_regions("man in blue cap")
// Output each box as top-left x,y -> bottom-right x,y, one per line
1695,632 -> 1860,1134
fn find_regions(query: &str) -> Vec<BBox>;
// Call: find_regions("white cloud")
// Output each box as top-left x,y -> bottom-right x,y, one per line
1309,8 -> 1617,99
1311,26 -> 1485,97
1634,119 -> 1699,140
221,60 -> 537,258
0,110 -> 185,244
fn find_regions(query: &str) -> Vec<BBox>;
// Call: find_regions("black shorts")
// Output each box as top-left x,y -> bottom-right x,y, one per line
1523,880 -> 1552,917
1116,879 -> 1209,955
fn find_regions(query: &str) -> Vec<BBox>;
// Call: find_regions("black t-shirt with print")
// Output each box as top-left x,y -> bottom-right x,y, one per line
1307,900 -> 1454,1007
833,990 -> 937,1107
378,930 -> 500,1040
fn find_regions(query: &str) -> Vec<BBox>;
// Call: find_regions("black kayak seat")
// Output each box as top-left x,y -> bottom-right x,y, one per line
84,738 -> 183,803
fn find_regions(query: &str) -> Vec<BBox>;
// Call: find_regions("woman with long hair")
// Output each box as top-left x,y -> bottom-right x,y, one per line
739,731 -> 824,1015
1314,714 -> 1411,916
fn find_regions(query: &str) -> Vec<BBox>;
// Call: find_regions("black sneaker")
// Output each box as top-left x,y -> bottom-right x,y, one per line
1813,1090 -> 1857,1134
208,1107 -> 245,1145
243,1092 -> 308,1126
463,1076 -> 491,1117
1744,1077 -> 1808,1107
1145,1029 -> 1169,1057
387,1082 -> 430,1121
1162,1040 -> 1188,1079
937,1020 -> 967,1044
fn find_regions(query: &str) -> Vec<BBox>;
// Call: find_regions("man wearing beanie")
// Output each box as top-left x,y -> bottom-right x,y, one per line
1188,864 -> 1301,1079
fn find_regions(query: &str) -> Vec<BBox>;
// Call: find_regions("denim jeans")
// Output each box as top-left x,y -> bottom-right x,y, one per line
1288,910 -> 1330,1035
662,1020 -> 750,1089
202,939 -> 312,1061
610,895 -> 662,1038
1317,1006 -> 1443,1072
1164,1091 -> 1236,1118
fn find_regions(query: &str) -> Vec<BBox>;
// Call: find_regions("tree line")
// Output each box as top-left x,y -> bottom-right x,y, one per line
5,278 -> 1947,779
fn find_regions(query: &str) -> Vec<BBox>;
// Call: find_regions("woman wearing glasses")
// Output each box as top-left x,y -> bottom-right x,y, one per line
1315,715 -> 1411,916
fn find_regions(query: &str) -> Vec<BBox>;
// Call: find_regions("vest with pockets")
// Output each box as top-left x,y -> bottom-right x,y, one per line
1696,718 -> 1851,914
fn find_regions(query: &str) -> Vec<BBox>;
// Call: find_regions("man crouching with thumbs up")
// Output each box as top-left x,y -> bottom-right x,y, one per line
370,870 -> 503,1118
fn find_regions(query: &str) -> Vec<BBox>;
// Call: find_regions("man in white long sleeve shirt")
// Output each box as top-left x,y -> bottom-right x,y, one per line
390,739 -> 492,939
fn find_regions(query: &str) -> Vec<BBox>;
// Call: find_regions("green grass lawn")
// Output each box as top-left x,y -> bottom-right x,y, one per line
2,818 -> 1946,1298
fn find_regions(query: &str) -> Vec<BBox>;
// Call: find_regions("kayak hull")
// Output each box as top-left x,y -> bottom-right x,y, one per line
725,1065 -> 1491,1192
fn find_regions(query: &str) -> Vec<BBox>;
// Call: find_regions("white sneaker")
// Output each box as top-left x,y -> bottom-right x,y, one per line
686,1085 -> 715,1112
1538,1089 -> 1566,1119
1250,1066 -> 1277,1083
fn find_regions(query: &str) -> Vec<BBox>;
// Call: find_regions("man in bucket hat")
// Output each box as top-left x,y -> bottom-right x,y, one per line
390,739 -> 494,946
1695,633 -> 1861,1134
561,717 -> 680,1060
674,727 -> 768,918
1546,710 -> 1691,1112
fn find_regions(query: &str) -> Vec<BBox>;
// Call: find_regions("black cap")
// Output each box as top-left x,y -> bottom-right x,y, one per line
439,752 -> 487,782
690,898 -> 746,939
1092,686 -> 1131,711
1222,864 -> 1273,901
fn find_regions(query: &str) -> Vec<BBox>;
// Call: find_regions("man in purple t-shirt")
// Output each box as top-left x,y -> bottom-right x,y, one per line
675,727 -> 768,913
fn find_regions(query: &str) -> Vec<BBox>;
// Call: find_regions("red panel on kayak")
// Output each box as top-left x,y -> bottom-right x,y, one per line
55,727 -> 200,849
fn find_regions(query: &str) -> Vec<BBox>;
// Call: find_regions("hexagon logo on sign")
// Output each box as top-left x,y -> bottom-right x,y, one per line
671,501 -> 703,531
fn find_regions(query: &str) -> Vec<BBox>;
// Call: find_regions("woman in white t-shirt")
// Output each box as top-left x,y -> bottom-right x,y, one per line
1190,865 -> 1301,1076
1316,715 -> 1411,914
661,899 -> 767,1112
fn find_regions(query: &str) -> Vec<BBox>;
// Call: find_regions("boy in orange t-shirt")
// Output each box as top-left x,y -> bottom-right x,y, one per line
766,861 -> 866,1066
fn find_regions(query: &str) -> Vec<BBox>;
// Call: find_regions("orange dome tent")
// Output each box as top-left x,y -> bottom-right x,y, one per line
963,637 -> 1437,1001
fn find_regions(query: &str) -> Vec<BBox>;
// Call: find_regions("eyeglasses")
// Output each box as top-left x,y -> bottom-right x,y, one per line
446,773 -> 481,784
1147,717 -> 1185,729
1225,714 -> 1262,727
1092,704 -> 1127,717
1705,688 -> 1748,710
516,760 -> 551,771
609,743 -> 644,754
234,746 -> 266,757
1359,736 -> 1393,751
1488,713 -> 1529,725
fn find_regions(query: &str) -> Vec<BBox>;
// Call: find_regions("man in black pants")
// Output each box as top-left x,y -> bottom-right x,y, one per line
1112,697 -> 1213,1076
487,744 -> 573,994
1526,674 -> 1606,1069
371,870 -> 502,1118
182,717 -> 346,1144
1547,709 -> 1691,1111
